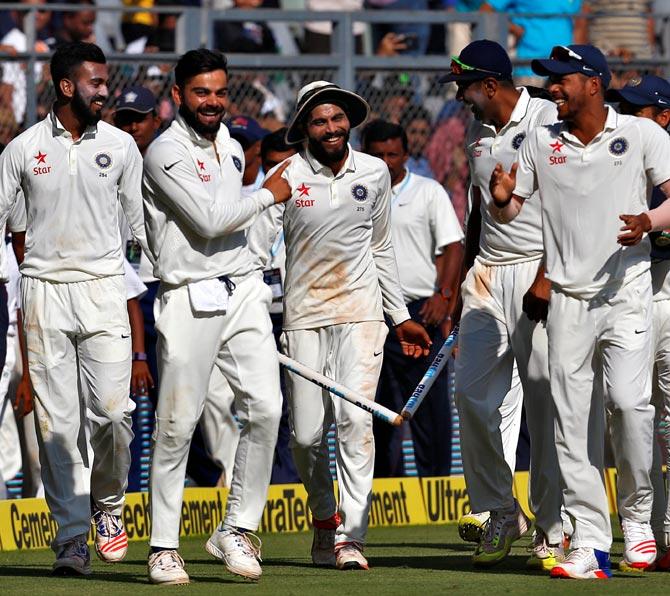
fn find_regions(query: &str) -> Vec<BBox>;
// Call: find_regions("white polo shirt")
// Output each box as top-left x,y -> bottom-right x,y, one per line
268,145 -> 410,331
0,112 -> 148,283
142,114 -> 275,285
514,106 -> 670,299
390,170 -> 463,303
467,88 -> 557,265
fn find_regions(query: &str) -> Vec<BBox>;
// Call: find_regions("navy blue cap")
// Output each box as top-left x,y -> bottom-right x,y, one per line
115,86 -> 156,113
439,39 -> 513,84
606,75 -> 670,108
532,45 -> 611,88
226,115 -> 269,144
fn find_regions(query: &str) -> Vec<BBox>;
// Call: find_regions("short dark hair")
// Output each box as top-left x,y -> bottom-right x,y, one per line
174,49 -> 228,89
400,105 -> 432,131
261,128 -> 294,161
361,119 -> 408,154
50,41 -> 106,98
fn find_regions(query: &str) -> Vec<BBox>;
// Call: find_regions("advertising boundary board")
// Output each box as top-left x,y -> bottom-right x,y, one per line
0,470 -> 623,551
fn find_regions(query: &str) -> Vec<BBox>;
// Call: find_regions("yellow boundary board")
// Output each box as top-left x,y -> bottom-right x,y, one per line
0,470 -> 620,551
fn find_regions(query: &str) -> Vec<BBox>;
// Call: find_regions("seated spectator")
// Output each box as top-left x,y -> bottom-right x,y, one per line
121,0 -> 156,46
575,0 -> 654,60
52,0 -> 96,48
425,99 -> 470,223
368,0 -> 431,56
303,0 -> 366,53
400,105 -> 435,178
213,0 -> 279,54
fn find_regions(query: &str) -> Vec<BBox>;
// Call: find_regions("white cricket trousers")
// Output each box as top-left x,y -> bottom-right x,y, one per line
456,258 -> 562,543
150,275 -> 281,547
547,273 -> 654,551
22,275 -> 133,550
282,321 -> 387,546
651,298 -> 670,539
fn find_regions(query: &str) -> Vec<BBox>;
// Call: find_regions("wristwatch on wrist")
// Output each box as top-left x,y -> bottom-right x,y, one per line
133,352 -> 148,362
434,287 -> 451,300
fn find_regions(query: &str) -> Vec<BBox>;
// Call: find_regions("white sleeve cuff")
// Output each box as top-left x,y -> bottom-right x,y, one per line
388,307 -> 411,327
255,188 -> 276,209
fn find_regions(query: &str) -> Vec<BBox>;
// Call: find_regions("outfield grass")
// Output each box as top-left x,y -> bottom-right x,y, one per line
0,524 -> 668,595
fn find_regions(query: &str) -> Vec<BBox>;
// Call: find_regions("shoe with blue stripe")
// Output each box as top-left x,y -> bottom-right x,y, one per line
550,547 -> 612,579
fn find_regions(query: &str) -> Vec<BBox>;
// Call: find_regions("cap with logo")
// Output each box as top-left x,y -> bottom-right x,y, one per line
605,75 -> 670,108
115,86 -> 157,114
226,115 -> 269,147
531,44 -> 611,89
284,80 -> 370,145
439,39 -> 513,84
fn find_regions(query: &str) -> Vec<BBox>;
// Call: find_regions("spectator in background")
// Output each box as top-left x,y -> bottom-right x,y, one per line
213,0 -> 278,54
480,0 -> 582,86
52,0 -> 96,47
401,105 -> 435,178
362,119 -> 463,478
227,116 -> 268,197
121,0 -> 156,46
574,0 -> 654,60
303,0 -> 366,54
445,0 -> 484,57
368,0 -> 431,56
0,0 -> 51,126
228,80 -> 265,119
370,73 -> 415,124
425,99 -> 470,223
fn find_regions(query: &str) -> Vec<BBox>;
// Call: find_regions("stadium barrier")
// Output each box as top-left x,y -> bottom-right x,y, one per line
0,469 -> 622,551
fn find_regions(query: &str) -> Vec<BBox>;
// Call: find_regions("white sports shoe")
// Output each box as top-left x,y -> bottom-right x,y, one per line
148,550 -> 190,585
52,535 -> 92,576
206,526 -> 263,580
472,501 -> 531,566
550,547 -> 612,579
620,519 -> 657,572
92,509 -> 128,563
335,542 -> 369,570
311,526 -> 336,567
458,511 -> 490,543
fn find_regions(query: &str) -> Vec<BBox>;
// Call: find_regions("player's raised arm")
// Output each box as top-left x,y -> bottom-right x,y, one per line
488,162 -> 525,223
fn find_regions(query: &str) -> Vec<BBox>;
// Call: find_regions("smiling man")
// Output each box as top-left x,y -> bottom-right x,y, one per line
141,49 -> 292,585
265,81 -> 431,571
0,41 -> 149,575
440,39 -> 563,571
490,44 -> 670,579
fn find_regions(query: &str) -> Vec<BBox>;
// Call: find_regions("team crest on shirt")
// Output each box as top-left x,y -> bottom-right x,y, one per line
511,132 -> 526,150
608,137 -> 629,156
95,152 -> 112,170
232,155 -> 242,173
351,184 -> 368,202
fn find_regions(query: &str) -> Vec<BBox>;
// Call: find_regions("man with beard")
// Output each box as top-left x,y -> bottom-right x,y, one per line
441,39 -> 564,570
490,44 -> 670,579
270,81 -> 431,571
0,41 -> 148,575
141,49 -> 292,585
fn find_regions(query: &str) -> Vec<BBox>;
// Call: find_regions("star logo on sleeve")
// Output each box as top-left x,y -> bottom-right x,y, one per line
297,183 -> 311,197
549,140 -> 564,153
34,151 -> 47,164
197,159 -> 206,171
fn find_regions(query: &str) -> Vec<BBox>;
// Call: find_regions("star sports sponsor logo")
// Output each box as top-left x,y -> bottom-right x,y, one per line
33,151 -> 51,175
295,183 -> 314,207
549,140 -> 567,165
197,159 -> 211,182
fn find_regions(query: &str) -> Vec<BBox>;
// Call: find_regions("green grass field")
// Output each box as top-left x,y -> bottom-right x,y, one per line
0,524 -> 668,595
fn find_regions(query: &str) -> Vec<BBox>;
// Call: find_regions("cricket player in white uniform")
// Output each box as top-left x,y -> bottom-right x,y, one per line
441,40 -> 564,569
267,81 -> 431,571
141,49 -> 292,585
606,75 -> 670,571
0,42 -> 148,575
360,119 -> 463,479
490,44 -> 670,579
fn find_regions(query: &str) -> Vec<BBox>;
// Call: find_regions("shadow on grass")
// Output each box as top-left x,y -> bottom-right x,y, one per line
367,541 -> 474,552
